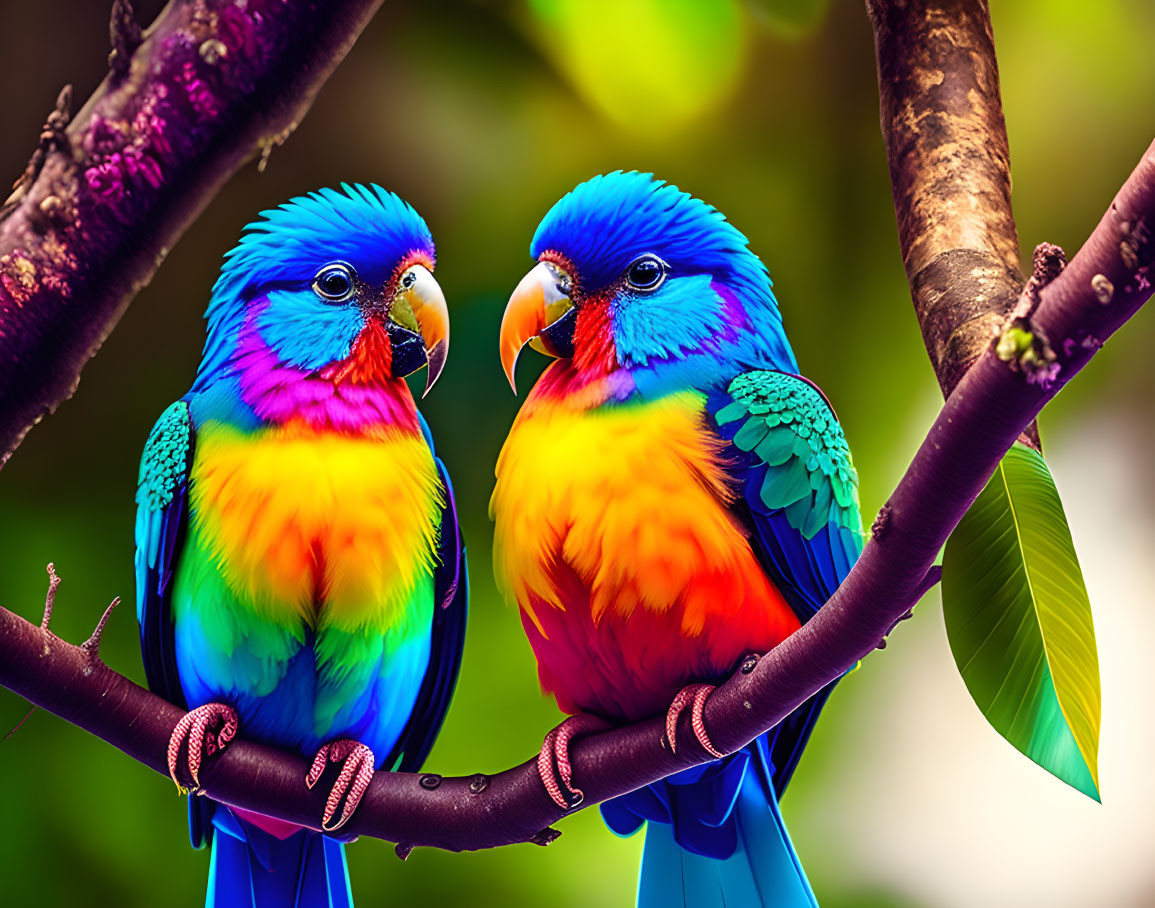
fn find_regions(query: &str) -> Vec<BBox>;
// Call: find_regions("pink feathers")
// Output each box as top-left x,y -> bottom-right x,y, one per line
233,304 -> 418,435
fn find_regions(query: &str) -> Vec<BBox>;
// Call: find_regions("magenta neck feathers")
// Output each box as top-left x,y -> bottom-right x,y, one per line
232,306 -> 420,435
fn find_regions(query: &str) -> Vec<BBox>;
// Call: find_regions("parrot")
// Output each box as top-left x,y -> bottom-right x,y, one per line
134,183 -> 467,908
491,171 -> 864,908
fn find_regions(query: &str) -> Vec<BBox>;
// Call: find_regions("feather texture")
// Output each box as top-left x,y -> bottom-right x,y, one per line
134,184 -> 466,905
492,375 -> 799,721
493,172 -> 864,908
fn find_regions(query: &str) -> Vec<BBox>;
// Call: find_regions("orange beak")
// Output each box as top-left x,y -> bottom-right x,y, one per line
393,264 -> 450,397
499,261 -> 574,394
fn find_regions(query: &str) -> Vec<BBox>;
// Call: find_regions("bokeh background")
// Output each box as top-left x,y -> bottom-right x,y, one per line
2,1 -> 1155,905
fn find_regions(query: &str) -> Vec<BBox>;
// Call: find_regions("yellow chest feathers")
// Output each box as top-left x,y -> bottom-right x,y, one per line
491,392 -> 752,624
189,421 -> 443,624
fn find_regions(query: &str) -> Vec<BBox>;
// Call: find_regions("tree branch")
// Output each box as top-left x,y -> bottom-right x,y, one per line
867,0 -> 1043,448
2,136 -> 1153,853
0,0 -> 383,466
3,0 -> 1153,860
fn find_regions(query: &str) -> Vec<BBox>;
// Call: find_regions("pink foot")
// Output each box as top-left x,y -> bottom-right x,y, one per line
665,683 -> 725,758
167,702 -> 239,791
306,739 -> 376,832
537,714 -> 610,810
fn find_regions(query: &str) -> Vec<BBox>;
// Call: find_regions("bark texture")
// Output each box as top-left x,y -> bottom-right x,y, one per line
0,0 -> 383,466
868,0 -> 1042,446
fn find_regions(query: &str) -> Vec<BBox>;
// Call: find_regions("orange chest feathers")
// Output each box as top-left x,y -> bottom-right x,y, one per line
490,391 -> 799,720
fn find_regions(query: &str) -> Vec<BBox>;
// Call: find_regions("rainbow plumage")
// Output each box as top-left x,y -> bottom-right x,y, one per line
493,172 -> 863,907
495,387 -> 799,722
135,185 -> 466,908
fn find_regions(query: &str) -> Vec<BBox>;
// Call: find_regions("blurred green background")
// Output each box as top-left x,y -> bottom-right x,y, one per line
3,1 -> 1155,905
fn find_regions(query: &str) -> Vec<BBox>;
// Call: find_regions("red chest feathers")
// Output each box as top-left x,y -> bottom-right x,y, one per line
491,390 -> 800,721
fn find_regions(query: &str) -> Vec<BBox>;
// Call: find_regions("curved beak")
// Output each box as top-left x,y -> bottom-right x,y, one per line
390,264 -> 450,397
499,260 -> 575,394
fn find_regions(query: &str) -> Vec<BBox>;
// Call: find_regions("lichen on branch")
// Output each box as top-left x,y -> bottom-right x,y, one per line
0,0 -> 383,466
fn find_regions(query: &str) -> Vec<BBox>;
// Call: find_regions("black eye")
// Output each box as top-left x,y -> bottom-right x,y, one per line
313,263 -> 355,301
626,255 -> 666,291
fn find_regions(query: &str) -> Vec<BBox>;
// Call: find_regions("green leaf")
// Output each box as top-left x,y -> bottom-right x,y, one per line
942,443 -> 1101,801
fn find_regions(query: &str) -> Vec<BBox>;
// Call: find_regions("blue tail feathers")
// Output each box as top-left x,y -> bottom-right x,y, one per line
604,736 -> 817,908
636,776 -> 816,908
206,809 -> 352,908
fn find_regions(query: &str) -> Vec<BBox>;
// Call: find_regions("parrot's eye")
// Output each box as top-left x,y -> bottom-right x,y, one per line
313,263 -> 356,302
625,255 -> 667,292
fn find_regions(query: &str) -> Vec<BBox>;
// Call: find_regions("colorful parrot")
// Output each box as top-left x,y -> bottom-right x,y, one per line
134,184 -> 467,908
492,172 -> 863,907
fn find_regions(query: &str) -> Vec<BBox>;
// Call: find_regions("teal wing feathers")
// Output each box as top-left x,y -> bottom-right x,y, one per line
135,399 -> 194,706
134,400 -> 214,846
714,370 -> 864,618
710,370 -> 865,795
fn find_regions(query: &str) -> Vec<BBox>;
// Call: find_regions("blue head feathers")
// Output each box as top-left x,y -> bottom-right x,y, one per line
212,183 -> 434,306
194,183 -> 437,389
530,172 -> 796,394
533,171 -> 757,294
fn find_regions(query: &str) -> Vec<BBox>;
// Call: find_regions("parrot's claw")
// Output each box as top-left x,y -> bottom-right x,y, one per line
537,714 -> 610,810
306,739 -> 376,832
665,684 -> 725,758
167,702 -> 239,792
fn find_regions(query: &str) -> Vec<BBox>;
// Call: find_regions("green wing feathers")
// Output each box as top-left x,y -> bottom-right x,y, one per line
138,401 -> 193,513
716,370 -> 862,543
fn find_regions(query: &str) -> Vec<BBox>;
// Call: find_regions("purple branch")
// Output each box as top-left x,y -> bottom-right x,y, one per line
1,137 -> 1152,852
0,0 -> 382,465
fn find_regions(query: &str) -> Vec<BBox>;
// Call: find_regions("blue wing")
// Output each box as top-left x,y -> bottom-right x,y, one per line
383,412 -> 469,773
709,370 -> 865,795
134,400 -> 214,846
602,372 -> 863,859
135,400 -> 193,704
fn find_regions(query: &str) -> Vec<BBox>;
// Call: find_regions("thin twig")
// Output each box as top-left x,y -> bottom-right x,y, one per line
81,597 -> 121,661
41,562 -> 60,631
4,707 -> 36,741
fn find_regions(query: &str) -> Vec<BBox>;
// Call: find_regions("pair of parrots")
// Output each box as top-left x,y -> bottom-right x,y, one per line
136,173 -> 863,908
